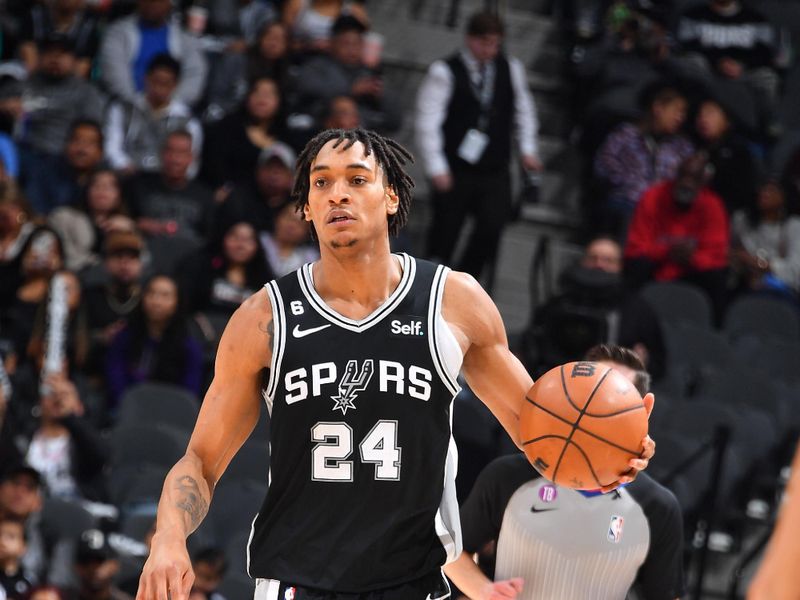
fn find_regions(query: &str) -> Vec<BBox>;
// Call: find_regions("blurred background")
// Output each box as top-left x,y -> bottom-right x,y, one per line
1,0 -> 800,598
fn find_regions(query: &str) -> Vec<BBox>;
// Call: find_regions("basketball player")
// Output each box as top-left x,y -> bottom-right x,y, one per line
747,444 -> 800,599
444,345 -> 682,600
135,130 -> 655,600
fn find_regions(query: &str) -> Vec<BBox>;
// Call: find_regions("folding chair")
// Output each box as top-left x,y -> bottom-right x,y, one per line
724,295 -> 800,343
641,281 -> 713,329
118,383 -> 200,433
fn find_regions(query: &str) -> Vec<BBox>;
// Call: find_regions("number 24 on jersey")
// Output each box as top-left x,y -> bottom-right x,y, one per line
311,420 -> 401,482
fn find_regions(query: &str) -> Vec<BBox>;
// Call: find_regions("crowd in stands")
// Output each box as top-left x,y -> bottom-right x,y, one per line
517,1 -> 800,594
0,0 -> 799,597
561,1 -> 800,337
0,0 -> 389,597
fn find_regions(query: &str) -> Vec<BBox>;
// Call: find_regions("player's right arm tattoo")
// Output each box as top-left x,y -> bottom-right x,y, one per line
174,475 -> 209,530
258,318 -> 274,350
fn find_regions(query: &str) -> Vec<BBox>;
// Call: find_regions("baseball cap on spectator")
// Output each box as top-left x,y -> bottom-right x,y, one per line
76,529 -> 117,563
38,33 -> 76,54
258,142 -> 296,171
1,463 -> 43,488
332,14 -> 368,36
104,231 -> 144,257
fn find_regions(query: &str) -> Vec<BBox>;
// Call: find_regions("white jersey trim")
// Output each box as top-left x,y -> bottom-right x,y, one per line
253,578 -> 280,600
428,266 -> 462,397
430,266 -> 462,563
297,253 -> 417,333
245,512 -> 259,578
436,397 -> 462,564
264,281 -> 286,409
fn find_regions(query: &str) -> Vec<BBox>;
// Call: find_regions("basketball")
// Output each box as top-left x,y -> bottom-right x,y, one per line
520,361 -> 648,490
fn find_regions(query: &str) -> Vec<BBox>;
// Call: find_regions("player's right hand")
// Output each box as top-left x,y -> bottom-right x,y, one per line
482,577 -> 523,600
136,533 -> 194,600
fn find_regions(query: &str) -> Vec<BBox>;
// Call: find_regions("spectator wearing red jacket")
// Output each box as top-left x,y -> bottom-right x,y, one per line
625,152 -> 730,321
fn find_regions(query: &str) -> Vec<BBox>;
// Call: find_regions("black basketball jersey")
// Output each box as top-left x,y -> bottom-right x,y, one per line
247,253 -> 463,593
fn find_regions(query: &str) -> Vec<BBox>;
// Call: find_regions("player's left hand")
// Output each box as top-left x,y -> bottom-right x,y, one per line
600,392 -> 656,493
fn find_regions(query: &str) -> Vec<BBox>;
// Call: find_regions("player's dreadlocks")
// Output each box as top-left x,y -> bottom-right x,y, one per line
292,128 -> 415,236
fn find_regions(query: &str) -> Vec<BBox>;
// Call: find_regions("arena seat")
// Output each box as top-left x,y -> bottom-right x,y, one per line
40,497 -> 98,541
120,513 -> 156,544
662,401 -> 749,499
646,430 -> 710,515
118,382 -> 200,433
225,440 -> 270,484
732,336 -> 800,385
224,530 -> 253,577
641,281 -> 713,329
116,554 -> 145,591
724,295 -> 800,343
699,368 -> 791,442
663,322 -> 734,375
110,424 -> 189,469
206,479 -> 267,545
187,520 -> 219,556
108,464 -> 168,513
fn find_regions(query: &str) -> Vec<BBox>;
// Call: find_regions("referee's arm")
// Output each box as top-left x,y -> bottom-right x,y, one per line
445,457 -> 529,600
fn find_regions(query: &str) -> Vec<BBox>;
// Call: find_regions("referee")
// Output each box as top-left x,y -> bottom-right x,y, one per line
446,345 -> 684,600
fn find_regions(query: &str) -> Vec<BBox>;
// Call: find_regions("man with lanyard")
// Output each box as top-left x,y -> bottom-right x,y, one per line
415,10 -> 542,288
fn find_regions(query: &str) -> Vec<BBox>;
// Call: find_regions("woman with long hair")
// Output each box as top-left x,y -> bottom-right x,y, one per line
179,220 -> 273,351
181,220 -> 273,318
205,20 -> 292,118
106,274 -> 203,407
201,77 -> 286,194
48,168 -> 134,271
248,21 -> 292,86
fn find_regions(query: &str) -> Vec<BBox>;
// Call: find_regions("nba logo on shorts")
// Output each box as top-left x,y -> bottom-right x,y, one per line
538,484 -> 557,503
284,587 -> 296,600
608,515 -> 624,543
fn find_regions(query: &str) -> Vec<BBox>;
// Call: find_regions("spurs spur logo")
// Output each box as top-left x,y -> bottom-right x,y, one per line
332,359 -> 374,415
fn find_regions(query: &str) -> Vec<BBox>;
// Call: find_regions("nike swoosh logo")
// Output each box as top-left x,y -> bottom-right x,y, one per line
531,506 -> 557,513
292,323 -> 332,338
425,594 -> 450,600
